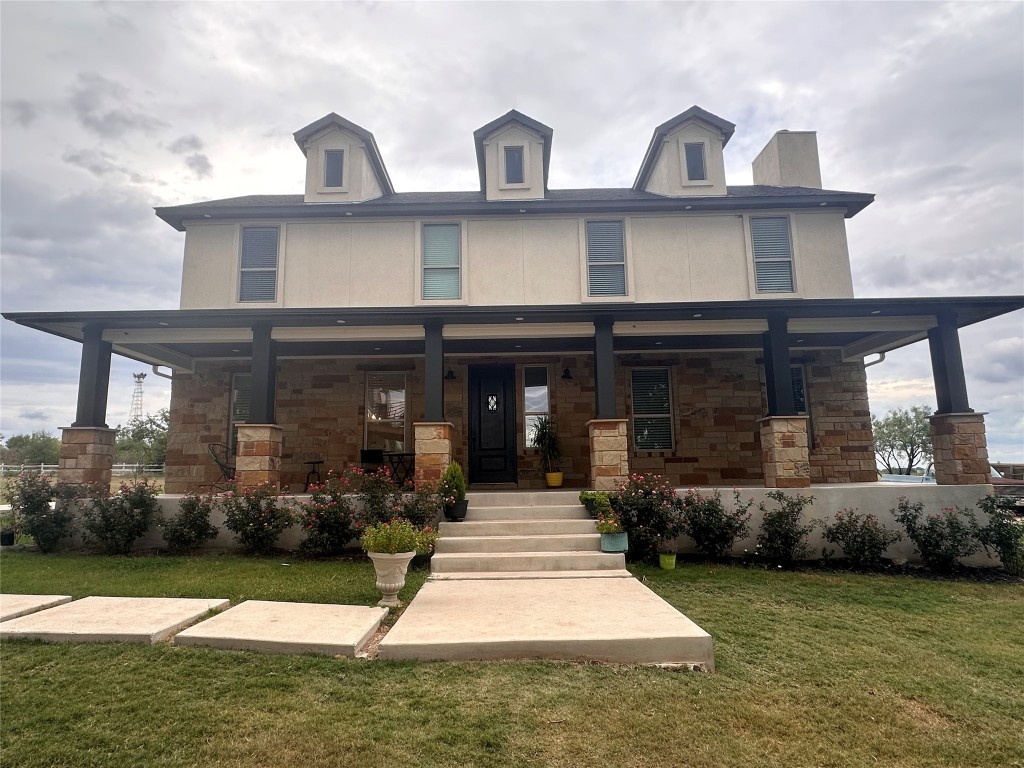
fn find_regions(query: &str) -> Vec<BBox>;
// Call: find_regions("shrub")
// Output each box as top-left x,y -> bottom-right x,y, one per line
756,491 -> 817,566
160,492 -> 219,554
2,471 -> 75,553
893,497 -> 979,573
679,489 -> 754,559
821,508 -> 901,570
975,494 -> 1024,576
579,491 -> 612,518
296,469 -> 357,557
361,518 -> 438,555
396,479 -> 443,528
81,480 -> 160,555
354,466 -> 406,525
612,473 -> 682,563
595,510 -> 623,534
219,483 -> 293,555
438,462 -> 467,508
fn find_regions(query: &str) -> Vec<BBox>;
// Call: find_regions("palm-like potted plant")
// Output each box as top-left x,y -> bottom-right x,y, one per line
531,416 -> 563,487
439,461 -> 468,522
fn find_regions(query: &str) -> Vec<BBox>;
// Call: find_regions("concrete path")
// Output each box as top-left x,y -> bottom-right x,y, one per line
0,596 -> 229,644
175,600 -> 386,656
0,594 -> 72,622
379,577 -> 714,669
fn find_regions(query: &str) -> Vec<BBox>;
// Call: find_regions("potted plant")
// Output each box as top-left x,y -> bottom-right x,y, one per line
658,539 -> 677,570
439,461 -> 468,522
0,512 -> 17,547
361,518 -> 439,607
596,510 -> 627,553
531,416 -> 563,487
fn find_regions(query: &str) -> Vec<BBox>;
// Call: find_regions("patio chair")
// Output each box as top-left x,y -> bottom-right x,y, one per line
360,449 -> 384,472
208,443 -> 235,490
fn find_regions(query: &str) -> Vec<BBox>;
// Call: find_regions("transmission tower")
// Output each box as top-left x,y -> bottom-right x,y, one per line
130,372 -> 146,421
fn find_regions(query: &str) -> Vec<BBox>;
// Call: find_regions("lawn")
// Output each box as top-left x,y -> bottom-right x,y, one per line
1,554 -> 1022,768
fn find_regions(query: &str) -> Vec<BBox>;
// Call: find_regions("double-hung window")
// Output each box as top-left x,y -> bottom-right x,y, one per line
750,216 -> 795,293
365,372 -> 407,451
586,220 -> 626,296
239,226 -> 279,302
523,366 -> 550,447
324,149 -> 344,188
683,142 -> 706,181
631,368 -> 672,450
229,373 -> 252,453
504,146 -> 525,184
422,223 -> 461,300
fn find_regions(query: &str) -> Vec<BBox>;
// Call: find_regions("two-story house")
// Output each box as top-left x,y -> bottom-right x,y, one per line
6,107 -> 1021,493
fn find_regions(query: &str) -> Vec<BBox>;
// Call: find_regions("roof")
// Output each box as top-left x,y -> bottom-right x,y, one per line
633,106 -> 737,191
292,113 -> 395,195
472,110 -> 554,192
154,185 -> 874,231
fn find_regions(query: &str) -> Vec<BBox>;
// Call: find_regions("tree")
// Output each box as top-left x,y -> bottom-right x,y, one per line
1,431 -> 61,466
871,405 -> 934,475
115,409 -> 170,467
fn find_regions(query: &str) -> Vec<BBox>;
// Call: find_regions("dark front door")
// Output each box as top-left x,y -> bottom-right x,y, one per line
468,364 -> 516,483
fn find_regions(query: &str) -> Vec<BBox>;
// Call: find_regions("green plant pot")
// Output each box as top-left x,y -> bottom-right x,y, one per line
659,553 -> 677,570
601,532 -> 628,553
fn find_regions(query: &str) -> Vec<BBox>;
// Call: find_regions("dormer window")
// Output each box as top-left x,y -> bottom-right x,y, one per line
324,150 -> 344,188
684,143 -> 706,181
504,146 -> 524,184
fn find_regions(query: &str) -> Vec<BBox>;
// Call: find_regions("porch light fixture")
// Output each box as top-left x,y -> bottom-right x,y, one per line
685,205 -> 692,210
231,348 -> 240,353
692,313 -> 702,318
373,346 -> 381,351
336,319 -> 346,324
654,341 -> 663,346
870,310 -> 881,315
519,209 -> 526,213
444,367 -> 457,381
515,316 -> 524,321
819,202 -> 828,206
561,368 -> 573,380
514,344 -> 522,349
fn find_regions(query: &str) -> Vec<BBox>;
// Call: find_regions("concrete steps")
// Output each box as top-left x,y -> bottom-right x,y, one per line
439,519 -> 596,536
435,533 -> 601,554
432,551 -> 625,573
465,505 -> 589,520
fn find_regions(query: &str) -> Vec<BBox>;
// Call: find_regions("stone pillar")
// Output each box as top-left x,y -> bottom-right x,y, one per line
759,416 -> 810,488
58,426 -> 116,487
235,424 -> 283,489
930,412 -> 990,485
587,418 -> 629,491
414,422 -> 453,483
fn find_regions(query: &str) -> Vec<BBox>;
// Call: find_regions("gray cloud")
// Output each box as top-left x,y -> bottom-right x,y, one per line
2,99 -> 39,127
185,153 -> 213,178
69,72 -> 166,138
19,409 -> 50,422
168,135 -> 204,154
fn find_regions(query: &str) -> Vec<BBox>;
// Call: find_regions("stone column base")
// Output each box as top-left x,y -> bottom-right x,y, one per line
414,422 -> 454,483
587,419 -> 629,491
235,424 -> 284,489
58,426 -> 117,487
930,412 -> 990,485
759,416 -> 810,488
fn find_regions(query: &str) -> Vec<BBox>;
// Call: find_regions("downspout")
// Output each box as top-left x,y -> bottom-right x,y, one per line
151,365 -> 173,380
863,352 -> 885,368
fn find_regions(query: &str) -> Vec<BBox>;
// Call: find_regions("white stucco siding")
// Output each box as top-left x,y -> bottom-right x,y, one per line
629,217 -> 692,302
522,219 -> 581,305
283,222 -> 352,306
792,212 -> 854,298
348,221 -> 416,306
685,215 -> 751,300
179,223 -> 240,308
467,220 -> 524,304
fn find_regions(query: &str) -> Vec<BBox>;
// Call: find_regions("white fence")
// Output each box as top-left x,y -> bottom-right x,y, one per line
0,464 -> 164,477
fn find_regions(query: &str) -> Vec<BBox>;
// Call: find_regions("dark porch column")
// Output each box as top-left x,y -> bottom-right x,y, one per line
762,313 -> 795,416
594,316 -> 616,419
927,310 -> 971,414
72,323 -> 112,428
759,313 -> 809,487
249,320 -> 277,424
424,321 -> 444,422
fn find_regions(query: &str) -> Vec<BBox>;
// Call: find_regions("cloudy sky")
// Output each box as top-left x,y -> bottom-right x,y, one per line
1,1 -> 1022,460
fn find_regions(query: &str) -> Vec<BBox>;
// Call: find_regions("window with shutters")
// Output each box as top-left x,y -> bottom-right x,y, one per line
683,142 -> 706,181
229,373 -> 251,453
631,368 -> 673,451
422,223 -> 461,300
523,366 -> 550,448
586,220 -> 627,297
238,226 -> 279,303
750,216 -> 795,293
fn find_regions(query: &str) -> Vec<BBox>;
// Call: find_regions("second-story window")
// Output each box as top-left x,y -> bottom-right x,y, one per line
750,216 -> 795,293
422,223 -> 461,300
324,149 -> 344,188
504,146 -> 525,184
239,226 -> 279,303
684,142 -> 706,181
586,220 -> 626,296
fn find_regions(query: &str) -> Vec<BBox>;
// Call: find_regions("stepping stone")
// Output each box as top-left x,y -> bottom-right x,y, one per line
0,596 -> 229,644
175,600 -> 387,656
0,594 -> 73,622
379,577 -> 715,669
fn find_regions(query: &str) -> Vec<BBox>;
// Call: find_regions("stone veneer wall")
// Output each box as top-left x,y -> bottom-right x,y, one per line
165,351 -> 875,493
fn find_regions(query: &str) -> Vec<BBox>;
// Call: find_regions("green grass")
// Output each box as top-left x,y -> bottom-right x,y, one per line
2,555 -> 1022,768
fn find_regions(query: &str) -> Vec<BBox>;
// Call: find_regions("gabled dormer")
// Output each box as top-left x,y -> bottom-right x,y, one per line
294,113 -> 394,204
633,106 -> 734,197
474,110 -> 552,201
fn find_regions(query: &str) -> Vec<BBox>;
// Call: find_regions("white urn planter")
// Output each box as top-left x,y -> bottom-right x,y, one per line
368,551 -> 416,607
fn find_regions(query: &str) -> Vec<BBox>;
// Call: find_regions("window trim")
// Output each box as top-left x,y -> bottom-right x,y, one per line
317,144 -> 350,192
745,214 -> 799,297
580,218 -> 634,302
237,225 -> 281,304
522,365 -> 550,449
415,220 -> 469,305
498,140 -> 531,189
682,141 -> 707,182
630,366 -> 674,452
363,371 -> 408,451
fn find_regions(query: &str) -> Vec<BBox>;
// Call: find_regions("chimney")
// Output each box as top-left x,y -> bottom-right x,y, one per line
752,130 -> 822,189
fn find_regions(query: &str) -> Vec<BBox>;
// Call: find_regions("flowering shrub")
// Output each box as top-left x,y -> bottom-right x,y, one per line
354,466 -> 406,524
297,470 -> 357,557
360,518 -> 438,555
160,492 -> 219,554
219,483 -> 293,555
2,472 -> 76,553
81,480 -> 161,555
579,491 -> 612,518
679,489 -> 754,559
755,491 -> 817,566
821,508 -> 901,570
975,494 -> 1022,576
611,473 -> 682,563
893,497 -> 979,573
595,510 -> 623,534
